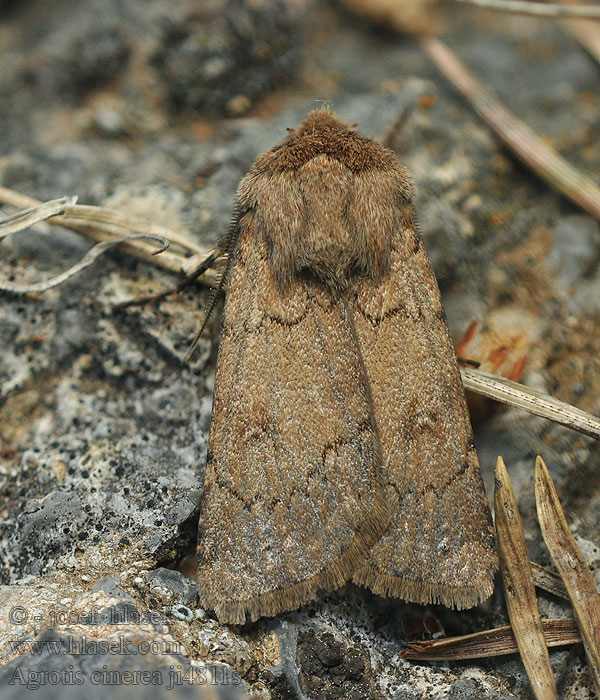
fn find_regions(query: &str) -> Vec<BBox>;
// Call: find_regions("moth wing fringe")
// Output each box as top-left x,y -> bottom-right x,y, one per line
205,485 -> 390,624
352,567 -> 496,611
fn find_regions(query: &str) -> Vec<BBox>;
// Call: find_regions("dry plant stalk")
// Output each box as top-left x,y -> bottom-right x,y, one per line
0,196 -> 77,238
561,3 -> 600,63
400,618 -> 580,660
535,456 -> 600,696
461,366 -> 600,440
337,0 -> 437,35
495,456 -> 558,700
0,187 -> 220,301
423,38 -> 600,222
0,185 -> 215,278
454,0 -> 600,19
0,234 -> 169,294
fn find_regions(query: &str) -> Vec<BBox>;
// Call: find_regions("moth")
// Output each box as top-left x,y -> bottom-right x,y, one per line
196,109 -> 498,624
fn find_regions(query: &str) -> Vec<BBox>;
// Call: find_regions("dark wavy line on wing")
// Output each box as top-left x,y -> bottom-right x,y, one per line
212,420 -> 375,513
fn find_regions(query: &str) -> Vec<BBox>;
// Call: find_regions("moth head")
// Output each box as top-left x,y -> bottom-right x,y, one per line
285,108 -> 356,140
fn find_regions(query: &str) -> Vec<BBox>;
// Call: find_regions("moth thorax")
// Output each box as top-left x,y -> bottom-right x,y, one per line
269,226 -> 390,291
262,160 -> 395,290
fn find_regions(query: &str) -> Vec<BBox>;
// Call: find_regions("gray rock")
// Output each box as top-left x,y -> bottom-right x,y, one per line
446,678 -> 514,700
0,629 -> 248,700
92,576 -> 137,602
144,568 -> 198,608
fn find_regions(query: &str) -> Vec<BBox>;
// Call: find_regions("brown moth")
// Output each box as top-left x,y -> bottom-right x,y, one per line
196,109 -> 498,624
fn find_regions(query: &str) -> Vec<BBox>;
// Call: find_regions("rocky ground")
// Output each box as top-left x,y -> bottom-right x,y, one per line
0,0 -> 599,698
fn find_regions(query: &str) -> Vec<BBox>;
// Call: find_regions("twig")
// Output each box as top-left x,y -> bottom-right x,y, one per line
461,366 -> 600,440
423,38 -> 600,221
454,0 -> 600,20
495,456 -> 557,700
535,457 -> 600,697
0,234 -> 169,293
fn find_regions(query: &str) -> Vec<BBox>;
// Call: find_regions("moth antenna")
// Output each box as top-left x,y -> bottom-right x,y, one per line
185,207 -> 243,363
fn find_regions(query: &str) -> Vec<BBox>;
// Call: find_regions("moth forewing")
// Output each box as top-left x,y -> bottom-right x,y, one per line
351,210 -> 498,609
196,194 -> 390,625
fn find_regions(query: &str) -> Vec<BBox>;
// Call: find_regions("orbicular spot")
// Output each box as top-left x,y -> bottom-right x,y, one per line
412,408 -> 440,433
266,304 -> 311,327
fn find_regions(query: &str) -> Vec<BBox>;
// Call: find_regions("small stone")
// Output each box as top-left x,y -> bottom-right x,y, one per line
171,605 -> 194,622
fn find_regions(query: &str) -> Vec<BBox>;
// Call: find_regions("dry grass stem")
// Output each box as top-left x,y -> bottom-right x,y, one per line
0,196 -> 77,238
535,456 -> 600,696
0,186 -> 215,278
0,186 -> 221,300
461,366 -> 600,440
495,456 -> 557,699
454,0 -> 600,20
59,204 -> 198,254
0,234 -> 169,293
423,38 -> 600,221
400,618 -> 580,660
561,3 -> 600,62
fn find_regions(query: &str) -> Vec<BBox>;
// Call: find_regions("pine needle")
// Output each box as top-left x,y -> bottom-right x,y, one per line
400,618 -> 580,660
461,366 -> 600,440
454,0 -> 600,20
495,456 -> 558,700
561,2 -> 600,63
423,38 -> 600,221
535,456 -> 600,697
531,561 -> 568,600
